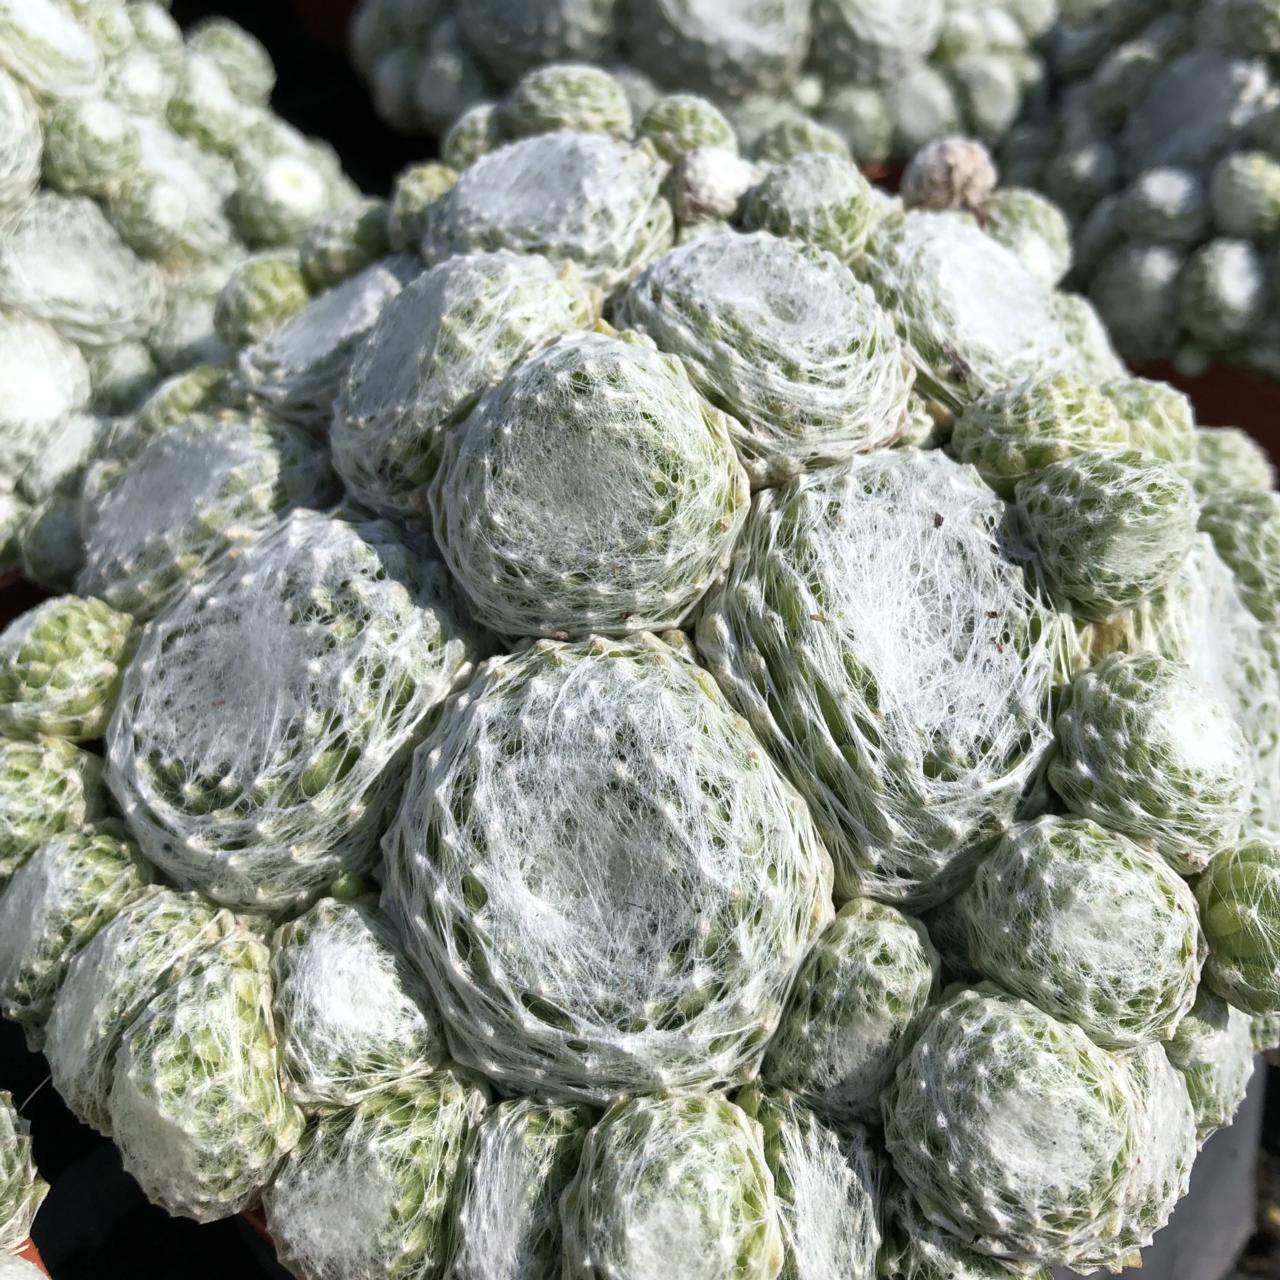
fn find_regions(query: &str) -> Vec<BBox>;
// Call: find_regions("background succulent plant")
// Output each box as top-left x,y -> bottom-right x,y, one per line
0,1093 -> 46,1256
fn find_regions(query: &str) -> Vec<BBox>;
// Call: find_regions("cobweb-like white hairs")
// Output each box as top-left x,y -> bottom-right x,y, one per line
1114,1043 -> 1197,1260
763,898 -> 939,1126
235,256 -> 421,433
0,194 -> 163,350
616,231 -> 912,487
0,595 -> 135,742
107,508 -> 479,912
812,0 -> 944,81
0,0 -> 103,101
333,250 -> 599,523
382,633 -> 833,1102
0,1093 -> 46,1255
1165,990 -> 1256,1144
44,886 -> 235,1137
447,1099 -> 592,1280
1196,838 -> 1280,1016
0,313 -> 90,495
559,1093 -> 784,1280
264,1074 -> 487,1280
78,412 -> 337,620
738,1088 -> 881,1280
456,0 -> 618,80
422,132 -> 674,292
271,898 -> 447,1106
864,211 -> 1077,410
0,821 -> 151,1044
882,987 -> 1139,1272
0,738 -> 105,888
624,0 -> 811,100
1126,535 -> 1280,833
1102,377 -> 1198,476
108,928 -> 304,1223
697,448 -> 1059,907
429,328 -> 749,640
879,1177 -> 1020,1280
1050,652 -> 1254,875
960,816 -> 1205,1049
0,69 -> 39,213
0,1259 -> 43,1280
1196,425 -> 1277,497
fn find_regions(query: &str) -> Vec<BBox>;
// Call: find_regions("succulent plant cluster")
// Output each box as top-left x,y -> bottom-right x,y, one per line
3,7 -> 1280,1279
348,0 -> 1058,172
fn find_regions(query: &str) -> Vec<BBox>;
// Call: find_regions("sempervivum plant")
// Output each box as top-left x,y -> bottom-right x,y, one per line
77,411 -> 337,620
446,1099 -> 593,1280
264,1074 -> 487,1280
762,899 -> 939,1125
559,1092 -> 783,1280
883,986 -> 1145,1273
1050,652 -> 1255,874
383,633 -> 832,1101
698,448 -> 1059,906
108,927 -> 304,1222
1199,488 -> 1280,667
615,230 -> 913,486
429,328 -> 748,639
271,898 -> 447,1107
0,596 -> 135,742
0,738 -> 105,890
958,816 -> 1205,1048
420,131 -> 673,290
0,1093 -> 46,1255
332,250 -> 600,524
1197,426 -> 1277,498
736,1087 -> 881,1280
1196,838 -> 1280,1016
43,886 -> 236,1137
1166,990 -> 1256,1144
0,820 -> 151,1041
107,507 -> 478,913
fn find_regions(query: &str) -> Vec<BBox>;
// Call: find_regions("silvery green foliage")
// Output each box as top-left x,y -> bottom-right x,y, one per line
77,411 -> 336,620
89,342 -> 158,416
900,137 -> 998,212
698,449 -> 1059,907
617,231 -> 911,486
0,495 -> 27,577
1102,376 -> 1197,475
559,1093 -> 784,1280
108,928 -> 304,1222
44,886 -> 234,1136
19,493 -> 86,595
299,198 -> 391,291
983,188 -> 1072,287
1088,244 -> 1184,366
639,93 -> 737,163
272,899 -> 447,1107
1210,151 -> 1280,238
496,63 -> 633,140
0,820 -> 151,1041
1197,838 -> 1280,1015
457,0 -> 621,82
880,1177 -> 1047,1280
441,104 -> 500,171
422,131 -> 673,291
883,987 -> 1141,1272
670,146 -> 759,227
107,508 -> 478,913
0,0 -> 104,102
1049,293 -> 1127,383
762,899 -> 939,1125
1116,168 -> 1208,245
1180,237 -> 1269,351
213,250 -> 312,349
818,85 -> 894,167
0,1093 -> 46,1255
0,595 -> 135,742
265,1075 -> 487,1280
1200,489 -> 1280,668
386,161 -> 457,252
1050,652 -> 1254,875
1196,426 -> 1276,497
186,17 -> 275,105
738,154 -> 882,266
235,256 -> 419,432
751,116 -> 851,165
1166,989 -> 1256,1143
0,69 -> 40,213
959,816 -> 1205,1048
332,250 -> 599,523
383,634 -> 833,1102
429,328 -> 748,639
1015,450 -> 1199,620
229,139 -> 350,251
446,1099 -> 592,1280
951,372 -> 1129,498
812,0 -> 945,83
736,1088 -> 881,1280
625,0 -> 811,102
0,194 -> 163,349
865,211 -> 1076,410
166,52 -> 250,157
0,1259 -> 44,1280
